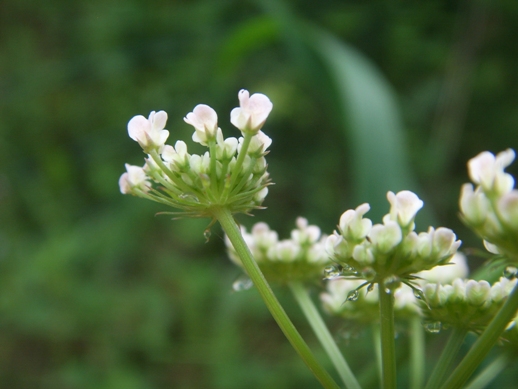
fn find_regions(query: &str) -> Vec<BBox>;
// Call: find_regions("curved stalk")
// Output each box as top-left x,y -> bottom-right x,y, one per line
214,206 -> 340,389
289,281 -> 362,389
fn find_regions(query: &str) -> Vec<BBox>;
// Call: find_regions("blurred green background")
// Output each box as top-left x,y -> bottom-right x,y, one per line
2,0 -> 518,388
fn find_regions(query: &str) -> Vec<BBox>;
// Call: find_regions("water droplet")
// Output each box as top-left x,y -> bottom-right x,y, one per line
232,276 -> 253,292
367,283 -> 375,293
384,275 -> 401,291
424,321 -> 442,334
413,288 -> 424,300
323,265 -> 342,280
347,289 -> 359,301
179,193 -> 199,202
361,267 -> 376,280
203,229 -> 211,243
384,288 -> 392,294
504,266 -> 518,279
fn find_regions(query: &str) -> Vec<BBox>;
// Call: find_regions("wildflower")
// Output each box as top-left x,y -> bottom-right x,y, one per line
184,104 -> 218,146
460,149 -> 518,261
120,91 -> 273,218
231,89 -> 273,134
326,190 -> 461,290
127,110 -> 169,153
225,218 -> 332,284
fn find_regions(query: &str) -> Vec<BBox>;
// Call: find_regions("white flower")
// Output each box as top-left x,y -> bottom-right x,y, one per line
291,217 -> 321,244
268,240 -> 300,262
339,203 -> 372,242
230,89 -> 273,133
459,184 -> 489,226
161,141 -> 190,170
369,221 -> 402,254
184,104 -> 218,146
465,280 -> 491,306
119,164 -> 149,194
215,128 -> 238,160
468,149 -> 515,194
238,131 -> 272,156
386,190 -> 424,228
128,111 -> 169,152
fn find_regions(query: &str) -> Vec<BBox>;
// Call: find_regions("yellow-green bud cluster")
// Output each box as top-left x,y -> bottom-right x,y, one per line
225,218 -> 332,284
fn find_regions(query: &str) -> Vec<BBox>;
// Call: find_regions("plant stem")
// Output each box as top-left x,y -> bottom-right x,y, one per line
410,316 -> 425,389
424,327 -> 467,389
441,283 -> 518,389
289,281 -> 362,389
378,281 -> 396,389
463,354 -> 509,389
214,206 -> 340,389
372,324 -> 382,385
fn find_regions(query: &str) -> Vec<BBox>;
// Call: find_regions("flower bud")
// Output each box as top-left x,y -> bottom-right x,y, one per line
231,89 -> 273,134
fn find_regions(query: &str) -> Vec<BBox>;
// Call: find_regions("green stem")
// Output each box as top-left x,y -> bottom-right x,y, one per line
379,281 -> 396,389
424,327 -> 467,389
214,207 -> 340,389
372,324 -> 382,385
410,316 -> 425,389
463,354 -> 509,389
441,283 -> 518,389
289,281 -> 362,389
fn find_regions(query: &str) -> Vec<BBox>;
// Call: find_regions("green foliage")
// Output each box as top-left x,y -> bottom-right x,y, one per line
2,0 -> 518,387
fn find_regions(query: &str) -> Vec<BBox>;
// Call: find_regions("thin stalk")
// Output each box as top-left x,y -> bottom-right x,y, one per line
289,281 -> 362,389
424,327 -> 467,389
379,281 -> 397,389
410,317 -> 425,389
214,206 -> 340,389
463,354 -> 509,389
372,324 -> 382,384
441,283 -> 518,389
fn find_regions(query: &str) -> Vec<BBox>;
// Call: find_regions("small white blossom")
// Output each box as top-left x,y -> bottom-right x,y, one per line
386,190 -> 424,228
161,141 -> 190,170
230,89 -> 273,134
238,131 -> 272,156
468,149 -> 515,195
369,221 -> 402,254
128,111 -> 169,152
465,280 -> 491,306
339,203 -> 372,242
459,184 -> 489,226
291,217 -> 321,244
184,104 -> 219,146
215,128 -> 238,160
119,164 -> 149,194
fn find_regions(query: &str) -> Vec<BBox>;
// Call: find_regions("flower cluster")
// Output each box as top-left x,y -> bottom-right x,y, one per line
321,280 -> 419,323
320,253 -> 469,324
420,277 -> 517,331
459,149 -> 518,260
225,218 -> 332,284
119,90 -> 273,218
325,191 -> 461,290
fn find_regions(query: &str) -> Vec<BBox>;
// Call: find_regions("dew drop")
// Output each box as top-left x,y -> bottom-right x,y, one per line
232,276 -> 253,292
424,321 -> 442,334
413,288 -> 424,300
203,229 -> 211,243
504,266 -> 518,279
323,265 -> 342,280
347,289 -> 359,301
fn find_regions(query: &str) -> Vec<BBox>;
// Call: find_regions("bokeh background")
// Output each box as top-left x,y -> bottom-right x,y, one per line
2,0 -> 518,388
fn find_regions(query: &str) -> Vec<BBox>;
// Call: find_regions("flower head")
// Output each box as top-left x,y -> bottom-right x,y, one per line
231,89 -> 273,134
